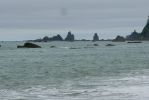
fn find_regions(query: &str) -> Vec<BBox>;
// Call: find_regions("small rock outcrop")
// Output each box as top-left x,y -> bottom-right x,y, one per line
93,43 -> 99,46
127,41 -> 142,43
17,42 -> 41,48
50,46 -> 56,48
106,44 -> 115,46
65,31 -> 75,41
113,35 -> 125,42
93,33 -> 99,41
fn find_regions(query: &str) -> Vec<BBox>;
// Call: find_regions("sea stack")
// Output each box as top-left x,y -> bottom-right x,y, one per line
65,31 -> 75,41
141,16 -> 149,40
93,33 -> 99,41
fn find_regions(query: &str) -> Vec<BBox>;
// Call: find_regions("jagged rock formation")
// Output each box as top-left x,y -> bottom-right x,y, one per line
65,31 -> 75,41
17,42 -> 41,48
113,35 -> 125,42
34,34 -> 63,42
49,34 -> 63,41
43,34 -> 63,42
126,30 -> 141,41
93,33 -> 99,41
141,16 -> 149,40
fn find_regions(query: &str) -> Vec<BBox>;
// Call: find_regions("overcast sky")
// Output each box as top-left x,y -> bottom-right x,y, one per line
0,0 -> 149,40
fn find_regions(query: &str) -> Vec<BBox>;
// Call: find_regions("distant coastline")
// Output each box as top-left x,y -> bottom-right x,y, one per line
26,16 -> 149,42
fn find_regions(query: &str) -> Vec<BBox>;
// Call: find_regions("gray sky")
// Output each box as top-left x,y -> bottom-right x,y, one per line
0,0 -> 149,40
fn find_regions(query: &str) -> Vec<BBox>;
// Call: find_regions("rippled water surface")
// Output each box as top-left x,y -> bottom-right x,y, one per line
0,41 -> 149,100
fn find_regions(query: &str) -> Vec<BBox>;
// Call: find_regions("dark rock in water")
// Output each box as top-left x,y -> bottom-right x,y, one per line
84,44 -> 94,48
93,33 -> 99,41
17,42 -> 41,48
65,31 -> 75,41
24,43 -> 41,48
69,47 -> 76,49
106,44 -> 115,46
126,30 -> 142,41
50,46 -> 56,48
141,16 -> 149,40
93,43 -> 99,46
113,35 -> 125,42
17,45 -> 24,48
84,46 -> 94,49
69,47 -> 81,49
127,41 -> 142,43
80,39 -> 90,41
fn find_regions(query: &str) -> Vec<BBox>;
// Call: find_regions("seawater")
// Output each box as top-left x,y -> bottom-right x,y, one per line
0,41 -> 149,100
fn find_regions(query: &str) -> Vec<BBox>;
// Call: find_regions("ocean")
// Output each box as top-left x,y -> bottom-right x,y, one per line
0,41 -> 149,100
